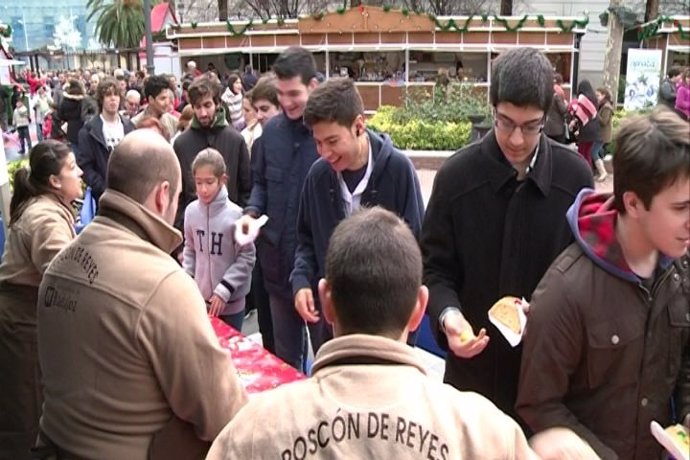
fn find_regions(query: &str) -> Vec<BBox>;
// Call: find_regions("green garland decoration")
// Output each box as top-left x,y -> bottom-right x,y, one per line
493,14 -> 528,32
401,8 -> 409,17
336,7 -> 346,15
383,5 -> 391,12
432,14 -> 588,34
225,18 -> 254,35
191,21 -> 198,29
555,17 -> 589,33
434,16 -> 475,33
312,11 -> 325,21
635,15 -> 689,41
679,23 -> 690,40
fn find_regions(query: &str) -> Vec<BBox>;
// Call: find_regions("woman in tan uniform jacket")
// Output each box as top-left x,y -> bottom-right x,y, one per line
0,140 -> 83,460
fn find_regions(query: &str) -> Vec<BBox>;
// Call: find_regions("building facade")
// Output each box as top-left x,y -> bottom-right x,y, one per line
0,0 -> 97,53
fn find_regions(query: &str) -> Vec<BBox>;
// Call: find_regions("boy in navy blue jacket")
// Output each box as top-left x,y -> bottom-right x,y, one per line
290,78 -> 425,353
238,47 -> 320,371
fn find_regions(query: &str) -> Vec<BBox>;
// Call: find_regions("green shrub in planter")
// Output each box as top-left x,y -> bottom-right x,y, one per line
369,105 -> 473,151
5,158 -> 29,192
366,83 -> 490,151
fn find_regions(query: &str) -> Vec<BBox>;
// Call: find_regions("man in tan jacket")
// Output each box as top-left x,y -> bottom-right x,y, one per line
207,207 -> 599,460
36,129 -> 248,460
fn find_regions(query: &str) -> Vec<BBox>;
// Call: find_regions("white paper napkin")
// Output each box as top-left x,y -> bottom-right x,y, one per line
651,421 -> 689,460
488,297 -> 528,347
235,215 -> 269,246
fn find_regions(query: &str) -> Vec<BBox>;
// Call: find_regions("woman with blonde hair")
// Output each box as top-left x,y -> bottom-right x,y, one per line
0,140 -> 83,459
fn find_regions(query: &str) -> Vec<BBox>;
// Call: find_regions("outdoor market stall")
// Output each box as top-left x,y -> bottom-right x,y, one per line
166,7 -> 589,111
638,15 -> 690,72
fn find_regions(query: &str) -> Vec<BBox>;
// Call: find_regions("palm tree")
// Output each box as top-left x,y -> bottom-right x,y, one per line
87,0 -> 161,68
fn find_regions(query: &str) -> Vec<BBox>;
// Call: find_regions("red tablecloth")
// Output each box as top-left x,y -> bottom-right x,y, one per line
210,317 -> 305,393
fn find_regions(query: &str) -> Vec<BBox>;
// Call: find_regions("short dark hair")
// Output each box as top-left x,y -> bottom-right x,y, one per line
613,108 -> 690,214
143,75 -> 171,100
188,75 -> 222,106
304,78 -> 363,128
96,77 -> 120,112
325,207 -> 422,337
248,74 -> 279,108
272,46 -> 317,86
490,47 -> 554,113
668,66 -> 682,79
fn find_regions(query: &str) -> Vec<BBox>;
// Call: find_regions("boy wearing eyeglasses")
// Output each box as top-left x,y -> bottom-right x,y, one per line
420,47 -> 594,421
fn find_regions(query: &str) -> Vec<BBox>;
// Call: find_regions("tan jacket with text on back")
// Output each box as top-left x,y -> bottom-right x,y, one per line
207,334 -> 539,460
37,189 -> 248,460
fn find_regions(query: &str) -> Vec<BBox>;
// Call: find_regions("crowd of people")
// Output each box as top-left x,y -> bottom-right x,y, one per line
542,64 -> 690,185
0,45 -> 688,460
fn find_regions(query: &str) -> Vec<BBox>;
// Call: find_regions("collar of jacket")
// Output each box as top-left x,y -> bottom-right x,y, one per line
567,188 -> 675,282
39,193 -> 76,225
87,114 -> 132,147
365,128 -> 393,179
191,106 -> 229,130
199,185 -> 229,217
481,129 -> 552,197
312,334 -> 427,376
97,189 -> 182,254
273,112 -> 311,135
325,129 -> 391,192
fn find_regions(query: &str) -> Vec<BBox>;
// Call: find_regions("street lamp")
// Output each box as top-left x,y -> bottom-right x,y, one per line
143,0 -> 154,75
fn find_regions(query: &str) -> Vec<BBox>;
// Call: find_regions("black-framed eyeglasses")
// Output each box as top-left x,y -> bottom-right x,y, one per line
493,111 -> 545,136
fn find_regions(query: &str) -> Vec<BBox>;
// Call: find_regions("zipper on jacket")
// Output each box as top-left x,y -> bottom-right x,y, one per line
207,204 -> 213,304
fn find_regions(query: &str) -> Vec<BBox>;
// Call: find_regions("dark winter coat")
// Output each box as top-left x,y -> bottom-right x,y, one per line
420,131 -> 594,418
290,129 -> 425,296
77,115 -> 135,202
517,190 -> 690,460
173,108 -> 251,231
245,113 -> 319,295
58,94 -> 98,147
